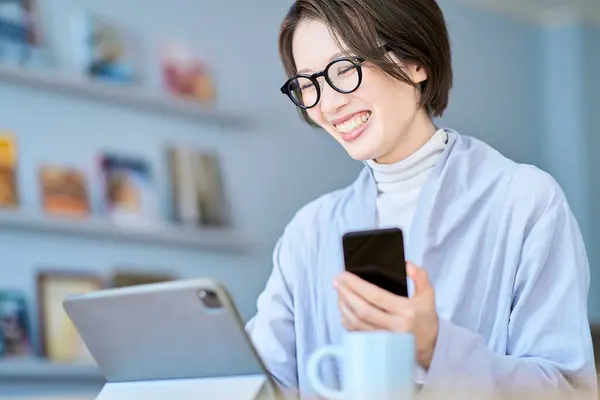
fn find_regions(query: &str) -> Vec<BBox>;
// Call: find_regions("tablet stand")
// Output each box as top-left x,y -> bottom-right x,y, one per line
95,374 -> 281,400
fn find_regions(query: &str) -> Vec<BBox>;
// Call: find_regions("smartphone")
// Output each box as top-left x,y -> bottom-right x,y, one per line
342,227 -> 408,297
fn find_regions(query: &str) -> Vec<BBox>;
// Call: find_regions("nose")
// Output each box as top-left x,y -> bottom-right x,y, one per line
319,80 -> 349,115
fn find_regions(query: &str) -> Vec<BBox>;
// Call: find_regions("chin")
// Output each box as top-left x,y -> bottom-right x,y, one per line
323,116 -> 383,161
338,132 -> 382,162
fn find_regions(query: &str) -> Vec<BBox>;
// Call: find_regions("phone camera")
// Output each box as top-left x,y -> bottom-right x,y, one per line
198,289 -> 222,309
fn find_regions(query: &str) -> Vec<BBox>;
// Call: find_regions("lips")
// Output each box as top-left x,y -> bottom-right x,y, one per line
335,111 -> 372,142
331,110 -> 371,127
334,111 -> 371,134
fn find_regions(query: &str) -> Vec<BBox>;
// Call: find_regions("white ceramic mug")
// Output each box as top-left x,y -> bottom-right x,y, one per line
306,331 -> 415,400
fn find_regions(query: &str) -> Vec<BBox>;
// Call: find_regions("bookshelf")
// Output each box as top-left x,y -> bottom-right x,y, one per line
0,65 -> 253,128
0,358 -> 102,382
0,210 -> 249,252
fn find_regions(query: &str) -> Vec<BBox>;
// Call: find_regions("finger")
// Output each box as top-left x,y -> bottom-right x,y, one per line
407,263 -> 433,297
336,272 -> 409,313
338,298 -> 379,331
336,283 -> 394,329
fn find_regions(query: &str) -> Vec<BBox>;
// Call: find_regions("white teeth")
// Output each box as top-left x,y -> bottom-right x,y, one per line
336,112 -> 371,133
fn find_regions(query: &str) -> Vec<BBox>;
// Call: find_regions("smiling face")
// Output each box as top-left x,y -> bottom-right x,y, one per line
291,19 -> 434,164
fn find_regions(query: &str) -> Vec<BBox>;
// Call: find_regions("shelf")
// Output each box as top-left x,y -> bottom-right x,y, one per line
0,210 -> 249,252
0,65 -> 252,128
0,358 -> 103,382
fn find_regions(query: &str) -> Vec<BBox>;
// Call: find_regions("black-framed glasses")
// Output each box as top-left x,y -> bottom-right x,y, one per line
280,56 -> 365,109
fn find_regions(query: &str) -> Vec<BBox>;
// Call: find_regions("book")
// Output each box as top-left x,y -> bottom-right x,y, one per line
0,132 -> 18,208
39,165 -> 90,217
0,0 -> 49,67
160,42 -> 216,103
99,153 -> 157,226
167,146 -> 229,227
0,290 -> 33,359
71,11 -> 140,84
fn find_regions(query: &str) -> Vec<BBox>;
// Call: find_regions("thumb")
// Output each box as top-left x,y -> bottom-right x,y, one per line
407,262 -> 433,296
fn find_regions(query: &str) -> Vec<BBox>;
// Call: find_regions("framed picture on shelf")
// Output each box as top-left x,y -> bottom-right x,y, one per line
0,290 -> 34,359
36,270 -> 104,364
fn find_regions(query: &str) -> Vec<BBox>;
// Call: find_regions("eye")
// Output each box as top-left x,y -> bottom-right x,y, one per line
338,66 -> 355,75
330,59 -> 358,77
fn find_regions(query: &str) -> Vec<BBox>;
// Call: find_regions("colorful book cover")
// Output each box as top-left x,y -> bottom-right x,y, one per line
0,0 -> 49,67
39,165 -> 90,217
0,290 -> 33,359
99,153 -> 157,225
0,132 -> 18,208
160,42 -> 216,103
71,11 -> 140,84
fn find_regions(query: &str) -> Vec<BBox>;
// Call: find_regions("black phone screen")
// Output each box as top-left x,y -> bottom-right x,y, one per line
342,228 -> 408,297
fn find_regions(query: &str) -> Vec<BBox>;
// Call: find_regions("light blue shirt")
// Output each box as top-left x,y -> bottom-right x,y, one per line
245,129 -> 598,398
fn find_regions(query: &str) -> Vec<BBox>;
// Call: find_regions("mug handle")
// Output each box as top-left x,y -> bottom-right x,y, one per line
306,345 -> 345,400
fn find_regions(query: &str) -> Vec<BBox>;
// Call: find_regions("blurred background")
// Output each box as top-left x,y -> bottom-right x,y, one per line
0,0 -> 598,397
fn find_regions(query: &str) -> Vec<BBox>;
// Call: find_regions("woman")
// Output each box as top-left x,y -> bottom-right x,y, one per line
246,0 -> 597,398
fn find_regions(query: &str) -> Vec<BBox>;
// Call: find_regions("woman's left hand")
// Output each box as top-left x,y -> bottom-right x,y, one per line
334,262 -> 439,369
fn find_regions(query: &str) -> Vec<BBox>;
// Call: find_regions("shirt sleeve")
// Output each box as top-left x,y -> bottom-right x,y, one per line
245,227 -> 300,389
420,198 -> 598,399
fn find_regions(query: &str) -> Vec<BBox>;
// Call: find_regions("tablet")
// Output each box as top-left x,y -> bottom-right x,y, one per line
63,278 -> 278,394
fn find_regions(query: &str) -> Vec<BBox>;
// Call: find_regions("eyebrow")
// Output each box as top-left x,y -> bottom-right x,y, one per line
296,51 -> 346,74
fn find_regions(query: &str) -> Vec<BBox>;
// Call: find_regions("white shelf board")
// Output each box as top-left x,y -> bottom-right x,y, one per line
0,210 -> 249,252
0,65 -> 252,128
0,358 -> 103,382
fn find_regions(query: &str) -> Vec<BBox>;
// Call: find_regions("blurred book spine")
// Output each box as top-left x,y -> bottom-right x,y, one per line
167,146 -> 202,226
167,146 -> 228,227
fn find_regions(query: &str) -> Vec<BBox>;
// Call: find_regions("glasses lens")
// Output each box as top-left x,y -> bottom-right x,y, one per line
286,77 -> 318,108
327,59 -> 360,93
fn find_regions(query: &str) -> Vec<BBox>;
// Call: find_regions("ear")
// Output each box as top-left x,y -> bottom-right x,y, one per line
408,64 -> 428,84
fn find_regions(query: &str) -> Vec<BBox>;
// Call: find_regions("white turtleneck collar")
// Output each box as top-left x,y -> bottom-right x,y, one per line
366,128 -> 448,194
365,128 -> 448,232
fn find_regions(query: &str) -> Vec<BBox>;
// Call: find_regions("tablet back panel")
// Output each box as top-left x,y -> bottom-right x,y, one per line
63,278 -> 268,384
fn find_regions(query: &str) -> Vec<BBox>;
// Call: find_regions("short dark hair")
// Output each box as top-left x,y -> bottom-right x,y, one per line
279,0 -> 453,127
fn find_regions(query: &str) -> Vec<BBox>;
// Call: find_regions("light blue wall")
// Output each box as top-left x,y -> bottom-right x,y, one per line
585,25 -> 600,318
536,23 -> 600,318
585,27 -> 600,135
539,25 -> 589,241
438,1 -> 542,166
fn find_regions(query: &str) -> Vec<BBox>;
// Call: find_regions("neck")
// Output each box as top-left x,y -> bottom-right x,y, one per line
374,110 -> 437,164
